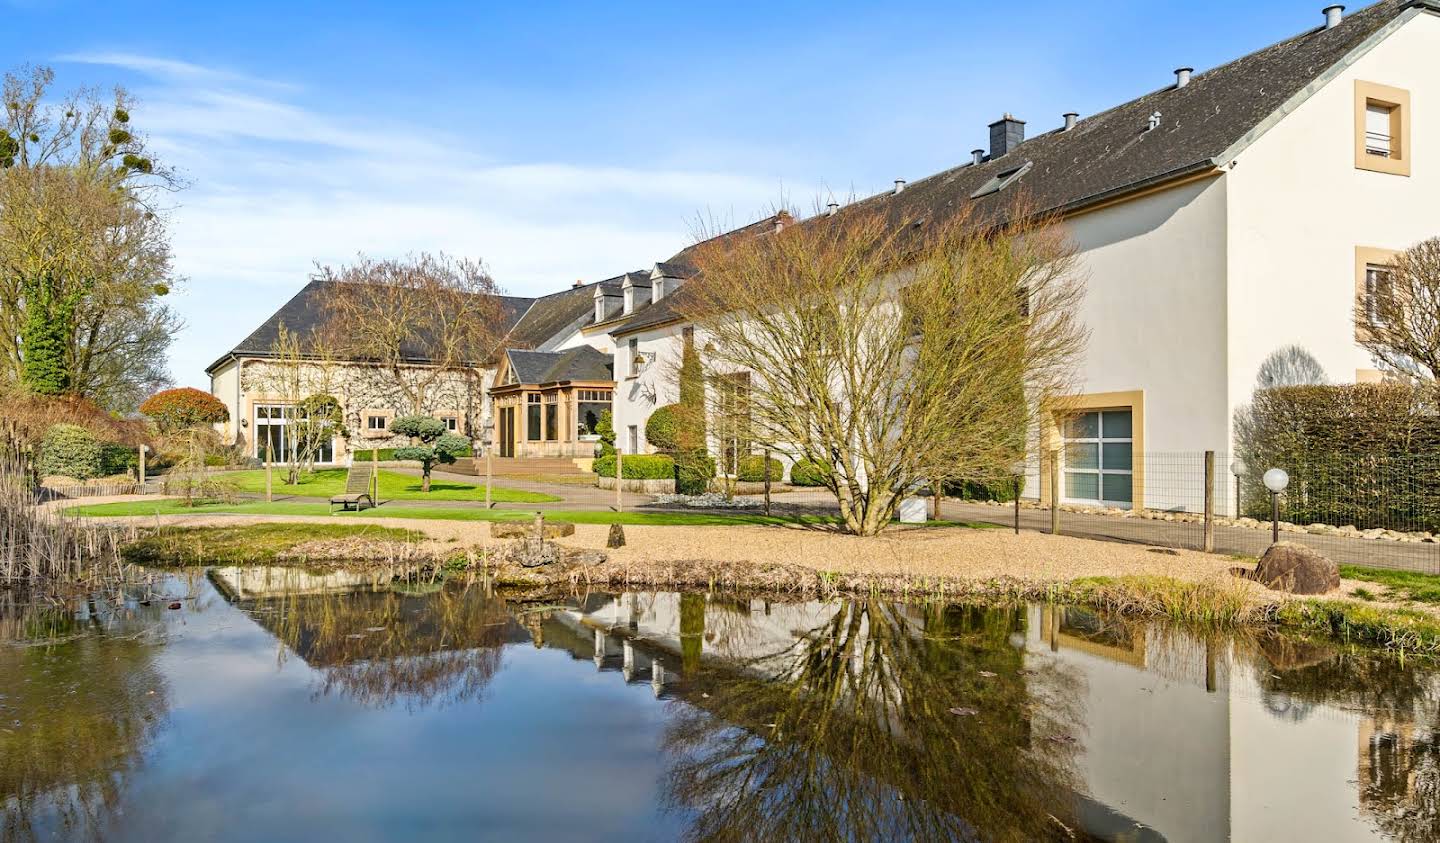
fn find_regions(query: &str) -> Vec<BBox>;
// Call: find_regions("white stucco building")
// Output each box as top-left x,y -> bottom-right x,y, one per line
209,1 -> 1440,512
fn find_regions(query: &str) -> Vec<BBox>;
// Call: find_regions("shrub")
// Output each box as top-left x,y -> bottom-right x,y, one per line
139,387 -> 229,432
594,453 -> 675,479
946,478 -> 1018,503
2,389 -> 149,449
596,409 -> 616,457
646,404 -> 682,453
1235,383 -> 1440,529
737,455 -> 783,483
99,442 -> 139,476
38,424 -> 102,480
789,458 -> 829,487
676,453 -> 716,495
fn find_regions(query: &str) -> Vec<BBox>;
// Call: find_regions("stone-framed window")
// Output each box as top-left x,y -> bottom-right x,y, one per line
1355,81 -> 1410,177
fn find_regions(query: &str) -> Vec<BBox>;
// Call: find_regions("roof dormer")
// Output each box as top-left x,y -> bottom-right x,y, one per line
621,272 -> 651,315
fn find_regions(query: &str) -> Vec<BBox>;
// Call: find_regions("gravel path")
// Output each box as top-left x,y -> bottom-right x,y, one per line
70,498 -> 1245,587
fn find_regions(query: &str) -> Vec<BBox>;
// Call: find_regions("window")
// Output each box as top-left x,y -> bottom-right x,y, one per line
366,415 -> 387,431
543,394 -> 559,441
627,337 -> 640,377
1356,246 -> 1400,341
527,393 -> 542,441
1365,264 -> 1394,327
1062,409 -> 1133,508
1366,102 -> 1395,157
627,425 -> 639,454
1355,81 -> 1410,176
254,404 -> 334,464
970,161 -> 1033,199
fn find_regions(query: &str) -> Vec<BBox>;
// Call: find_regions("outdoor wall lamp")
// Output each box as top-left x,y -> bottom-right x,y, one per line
1230,459 -> 1245,520
1263,468 -> 1289,544
1009,460 -> 1027,535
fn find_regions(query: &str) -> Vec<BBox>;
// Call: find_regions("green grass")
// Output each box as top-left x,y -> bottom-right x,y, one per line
214,468 -> 558,503
1340,565 -> 1440,605
121,523 -> 422,567
72,498 -> 997,529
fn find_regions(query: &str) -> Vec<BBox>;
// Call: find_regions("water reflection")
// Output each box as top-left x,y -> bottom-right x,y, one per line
6,570 -> 1440,841
0,589 -> 170,842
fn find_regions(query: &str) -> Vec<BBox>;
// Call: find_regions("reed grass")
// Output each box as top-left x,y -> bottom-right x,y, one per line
0,424 -> 138,589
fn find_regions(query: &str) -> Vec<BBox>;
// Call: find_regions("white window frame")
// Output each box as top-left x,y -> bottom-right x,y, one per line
254,403 -> 336,465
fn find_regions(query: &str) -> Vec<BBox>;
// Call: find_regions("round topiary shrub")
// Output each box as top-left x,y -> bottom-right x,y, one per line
737,455 -> 783,483
139,387 -> 229,432
38,424 -> 103,480
646,404 -> 682,453
789,458 -> 829,487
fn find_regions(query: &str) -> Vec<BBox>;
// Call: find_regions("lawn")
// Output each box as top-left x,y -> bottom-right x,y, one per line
214,468 -> 558,503
71,498 -> 997,529
122,523 -> 423,567
1340,565 -> 1440,605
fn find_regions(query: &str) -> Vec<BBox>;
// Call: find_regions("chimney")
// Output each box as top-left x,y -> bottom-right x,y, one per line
572,279 -> 584,288
772,215 -> 785,234
1323,4 -> 1344,29
971,148 -> 985,166
893,179 -> 906,195
826,201 -> 839,216
1063,112 -> 1079,131
988,114 -> 1026,158
1174,67 -> 1193,88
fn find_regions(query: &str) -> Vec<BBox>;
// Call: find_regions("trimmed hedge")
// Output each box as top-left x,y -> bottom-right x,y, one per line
1235,383 -> 1440,530
676,453 -> 716,495
646,404 -> 682,453
737,455 -> 783,483
594,453 -> 675,479
99,442 -> 139,476
947,478 -> 1018,504
789,458 -> 829,487
38,424 -> 103,480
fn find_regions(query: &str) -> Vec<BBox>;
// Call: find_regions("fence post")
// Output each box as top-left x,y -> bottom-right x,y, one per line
138,445 -> 147,486
485,448 -> 493,509
371,446 -> 379,505
265,441 -> 273,503
1049,448 -> 1060,536
1203,450 -> 1215,553
763,449 -> 772,517
615,447 -> 624,513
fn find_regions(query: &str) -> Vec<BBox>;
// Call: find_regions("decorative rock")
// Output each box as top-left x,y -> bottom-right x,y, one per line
607,523 -> 627,548
1250,542 -> 1340,595
491,521 -> 576,539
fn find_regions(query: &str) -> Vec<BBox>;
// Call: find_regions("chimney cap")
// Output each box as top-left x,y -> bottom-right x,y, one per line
893,178 -> 906,194
573,279 -> 584,288
988,112 -> 1026,127
1174,67 -> 1194,88
1063,112 -> 1080,130
1323,5 -> 1345,28
826,201 -> 839,216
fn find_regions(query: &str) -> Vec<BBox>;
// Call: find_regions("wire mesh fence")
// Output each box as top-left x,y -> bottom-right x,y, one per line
631,449 -> 1440,574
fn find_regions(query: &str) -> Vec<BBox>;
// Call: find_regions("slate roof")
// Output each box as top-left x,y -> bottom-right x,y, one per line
206,279 -> 534,373
502,282 -> 603,350
502,345 -> 613,385
611,0 -> 1427,336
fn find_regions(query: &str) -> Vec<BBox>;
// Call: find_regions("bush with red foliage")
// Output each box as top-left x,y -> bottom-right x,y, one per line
139,388 -> 230,432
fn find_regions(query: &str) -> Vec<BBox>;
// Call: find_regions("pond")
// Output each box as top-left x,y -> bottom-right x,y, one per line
2,569 -> 1438,842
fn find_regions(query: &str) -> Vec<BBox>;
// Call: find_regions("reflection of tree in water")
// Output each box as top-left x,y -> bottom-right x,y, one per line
261,583 -> 517,711
0,596 -> 169,842
660,600 -> 1085,842
1249,633 -> 1440,840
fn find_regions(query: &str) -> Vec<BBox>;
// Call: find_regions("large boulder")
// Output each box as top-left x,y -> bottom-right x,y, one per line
490,521 -> 575,539
1251,542 -> 1340,595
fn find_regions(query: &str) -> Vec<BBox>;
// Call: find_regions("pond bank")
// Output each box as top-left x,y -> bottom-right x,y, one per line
85,507 -> 1440,654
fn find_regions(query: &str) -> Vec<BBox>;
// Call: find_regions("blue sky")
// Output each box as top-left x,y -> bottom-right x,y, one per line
0,0 -> 1341,388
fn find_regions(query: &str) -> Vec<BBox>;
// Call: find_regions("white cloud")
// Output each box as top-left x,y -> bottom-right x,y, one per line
60,53 -> 803,387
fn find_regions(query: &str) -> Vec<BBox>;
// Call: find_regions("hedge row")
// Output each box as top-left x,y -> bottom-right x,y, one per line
736,455 -> 783,483
1235,383 -> 1440,531
789,458 -> 828,487
594,454 -> 675,480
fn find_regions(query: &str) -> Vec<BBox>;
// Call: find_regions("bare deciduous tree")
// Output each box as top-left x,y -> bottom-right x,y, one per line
1357,237 -> 1440,380
680,199 -> 1087,535
319,253 -> 507,418
250,324 -> 345,482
